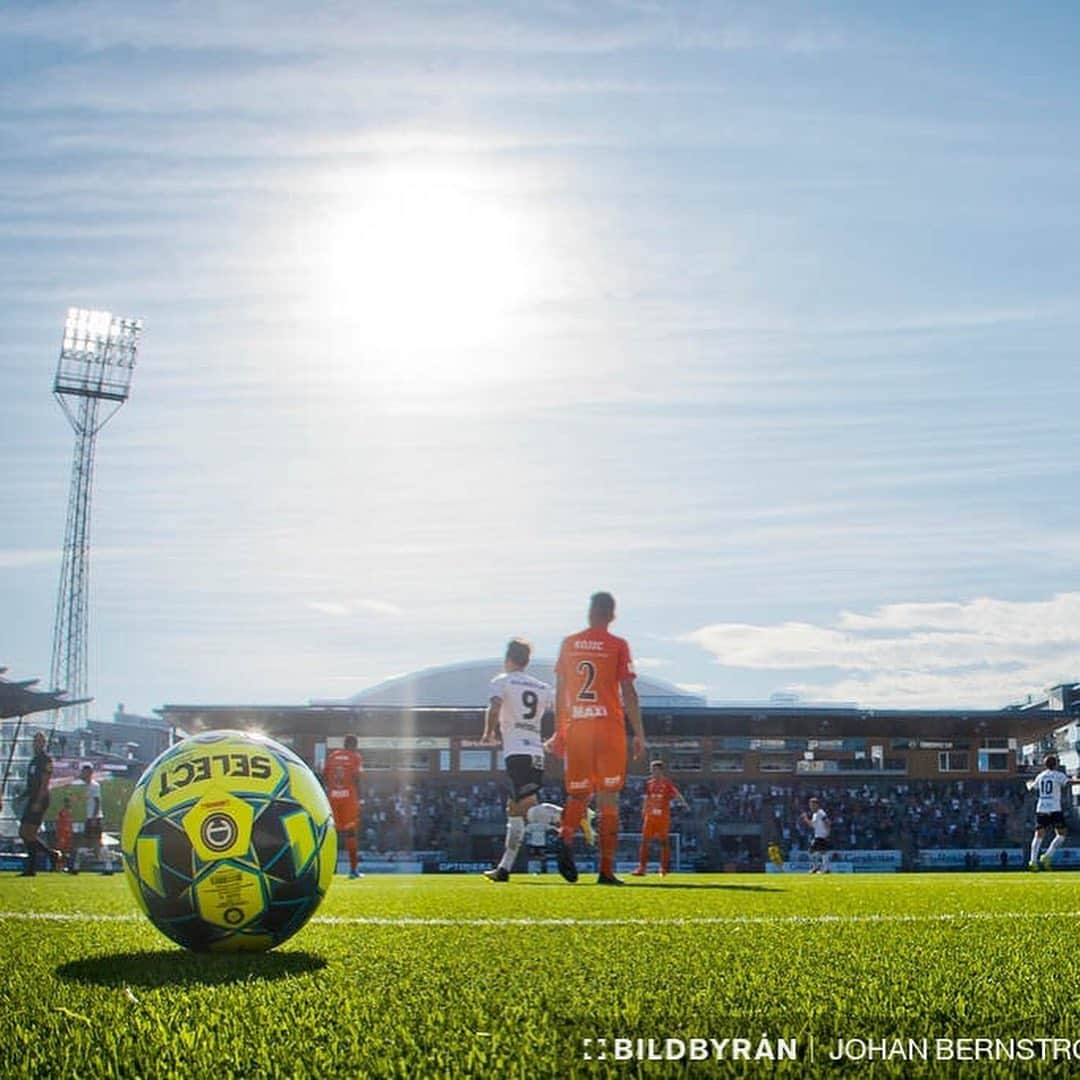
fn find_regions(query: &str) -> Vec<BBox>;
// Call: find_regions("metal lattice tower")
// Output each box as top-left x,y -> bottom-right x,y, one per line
49,308 -> 142,731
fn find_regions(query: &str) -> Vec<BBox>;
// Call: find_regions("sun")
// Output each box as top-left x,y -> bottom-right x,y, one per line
314,162 -> 545,359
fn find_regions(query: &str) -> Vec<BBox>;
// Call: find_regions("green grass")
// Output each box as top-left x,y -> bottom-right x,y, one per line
2,871 -> 1079,1077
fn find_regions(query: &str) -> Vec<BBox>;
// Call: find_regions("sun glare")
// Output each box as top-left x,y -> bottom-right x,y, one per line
314,164 -> 546,364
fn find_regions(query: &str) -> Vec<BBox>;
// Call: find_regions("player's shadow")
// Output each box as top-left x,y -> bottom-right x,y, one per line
56,949 -> 327,989
628,882 -> 781,892
516,879 -> 781,892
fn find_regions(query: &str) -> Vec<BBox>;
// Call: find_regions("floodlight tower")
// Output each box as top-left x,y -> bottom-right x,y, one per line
49,308 -> 143,730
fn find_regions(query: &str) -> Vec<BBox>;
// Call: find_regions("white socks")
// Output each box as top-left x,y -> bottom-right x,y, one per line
1046,832 -> 1065,859
499,816 -> 526,871
1030,834 -> 1043,863
498,805 -> 564,873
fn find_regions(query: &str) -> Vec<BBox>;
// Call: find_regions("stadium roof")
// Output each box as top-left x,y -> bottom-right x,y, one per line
158,703 -> 1065,744
316,658 -> 706,710
156,660 -> 1069,743
0,668 -> 91,720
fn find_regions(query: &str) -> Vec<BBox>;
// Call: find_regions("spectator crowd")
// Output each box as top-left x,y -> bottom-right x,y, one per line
9,769 -> 1065,872
352,776 -> 1062,866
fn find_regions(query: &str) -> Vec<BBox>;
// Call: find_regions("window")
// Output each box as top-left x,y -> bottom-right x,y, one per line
759,754 -> 795,773
716,736 -> 751,751
647,739 -> 702,772
667,749 -> 702,772
711,753 -> 744,773
978,750 -> 1010,772
938,751 -> 970,772
360,751 -> 392,771
458,749 -> 494,772
362,750 -> 432,771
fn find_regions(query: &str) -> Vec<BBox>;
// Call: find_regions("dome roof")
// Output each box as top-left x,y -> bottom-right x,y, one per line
340,659 -> 704,709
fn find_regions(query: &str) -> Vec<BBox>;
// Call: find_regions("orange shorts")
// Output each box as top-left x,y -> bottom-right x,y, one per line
563,718 -> 627,796
642,816 -> 670,840
330,797 -> 360,833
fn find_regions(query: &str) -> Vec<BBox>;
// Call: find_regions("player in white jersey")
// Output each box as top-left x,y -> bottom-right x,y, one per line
801,797 -> 832,873
75,763 -> 104,872
1026,754 -> 1080,870
481,639 -> 592,881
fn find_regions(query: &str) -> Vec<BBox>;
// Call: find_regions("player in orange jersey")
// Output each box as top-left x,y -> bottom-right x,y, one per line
631,760 -> 687,877
55,797 -> 74,873
547,591 -> 645,885
323,734 -> 364,878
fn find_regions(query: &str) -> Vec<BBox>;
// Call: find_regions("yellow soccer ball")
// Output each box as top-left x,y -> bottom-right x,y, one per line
122,730 -> 335,952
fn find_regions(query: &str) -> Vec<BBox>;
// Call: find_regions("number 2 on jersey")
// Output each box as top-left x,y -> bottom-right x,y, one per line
576,660 -> 597,701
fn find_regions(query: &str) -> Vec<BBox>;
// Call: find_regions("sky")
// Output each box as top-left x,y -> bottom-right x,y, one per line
3,1 -> 1080,716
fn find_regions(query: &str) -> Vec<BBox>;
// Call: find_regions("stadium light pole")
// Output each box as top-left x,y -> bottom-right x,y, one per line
49,308 -> 143,733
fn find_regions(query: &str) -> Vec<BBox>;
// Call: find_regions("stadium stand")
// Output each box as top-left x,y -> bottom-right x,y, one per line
154,660 -> 1078,872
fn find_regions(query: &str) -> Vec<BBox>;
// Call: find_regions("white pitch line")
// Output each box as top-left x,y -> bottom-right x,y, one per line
0,911 -> 140,923
2,909 -> 1080,929
312,909 -> 1080,928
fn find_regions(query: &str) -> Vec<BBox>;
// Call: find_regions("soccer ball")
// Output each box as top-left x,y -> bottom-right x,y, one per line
121,730 -> 336,952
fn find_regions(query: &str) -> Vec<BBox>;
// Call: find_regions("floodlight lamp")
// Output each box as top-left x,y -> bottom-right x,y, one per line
62,308 -> 112,358
54,306 -> 142,404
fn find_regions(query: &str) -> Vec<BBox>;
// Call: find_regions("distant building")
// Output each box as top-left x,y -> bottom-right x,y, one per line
62,704 -> 173,770
1015,683 -> 1080,772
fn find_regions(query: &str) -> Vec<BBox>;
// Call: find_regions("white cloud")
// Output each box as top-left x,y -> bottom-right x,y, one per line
633,656 -> 672,670
357,599 -> 404,618
683,593 -> 1080,708
306,598 -> 403,618
306,601 -> 350,617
